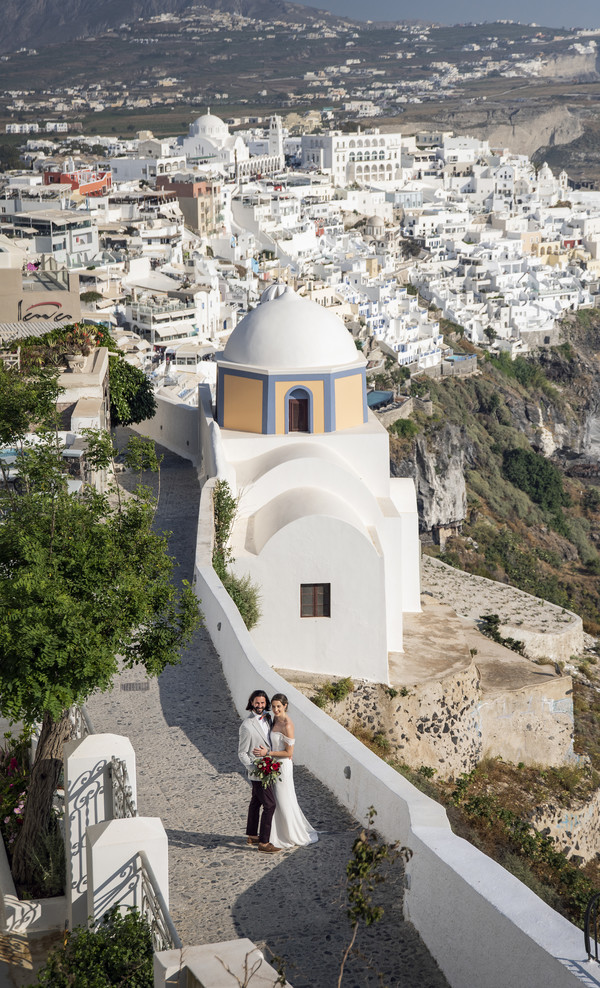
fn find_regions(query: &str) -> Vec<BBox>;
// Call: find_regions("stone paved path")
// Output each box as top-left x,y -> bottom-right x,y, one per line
87,439 -> 449,988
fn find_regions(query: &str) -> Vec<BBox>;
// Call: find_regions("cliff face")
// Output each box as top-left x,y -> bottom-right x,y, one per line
403,105 -> 584,159
391,423 -> 468,534
389,320 -> 600,539
383,316 -> 600,630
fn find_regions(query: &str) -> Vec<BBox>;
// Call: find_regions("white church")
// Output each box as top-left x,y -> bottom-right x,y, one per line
199,285 -> 421,683
179,111 -> 284,180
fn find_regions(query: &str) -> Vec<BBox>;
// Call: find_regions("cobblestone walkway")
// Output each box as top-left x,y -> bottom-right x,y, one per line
87,441 -> 449,988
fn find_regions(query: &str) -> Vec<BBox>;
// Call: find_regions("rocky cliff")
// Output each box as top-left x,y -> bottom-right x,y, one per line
382,316 -> 600,629
404,105 -> 584,158
391,423 -> 468,537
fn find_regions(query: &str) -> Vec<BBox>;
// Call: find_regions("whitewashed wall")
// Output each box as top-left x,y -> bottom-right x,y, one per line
132,394 -> 199,464
194,479 -> 597,988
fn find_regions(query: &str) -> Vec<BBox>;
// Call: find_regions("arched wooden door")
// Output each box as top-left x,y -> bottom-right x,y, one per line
288,389 -> 310,432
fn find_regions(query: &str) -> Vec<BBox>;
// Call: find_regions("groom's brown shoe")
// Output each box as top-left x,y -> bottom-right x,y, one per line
258,842 -> 281,853
246,836 -> 260,845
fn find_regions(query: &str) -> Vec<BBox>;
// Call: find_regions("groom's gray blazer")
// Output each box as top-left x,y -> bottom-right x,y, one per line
238,713 -> 271,780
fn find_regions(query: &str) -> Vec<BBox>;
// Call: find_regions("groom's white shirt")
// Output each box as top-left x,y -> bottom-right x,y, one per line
238,713 -> 271,779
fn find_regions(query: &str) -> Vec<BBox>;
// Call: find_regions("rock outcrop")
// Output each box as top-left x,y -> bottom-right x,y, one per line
391,423 -> 468,541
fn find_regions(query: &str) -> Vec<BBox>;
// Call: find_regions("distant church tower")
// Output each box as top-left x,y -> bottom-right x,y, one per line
268,115 -> 283,161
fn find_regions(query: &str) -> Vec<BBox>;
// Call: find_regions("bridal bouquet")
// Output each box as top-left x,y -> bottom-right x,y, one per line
253,755 -> 282,788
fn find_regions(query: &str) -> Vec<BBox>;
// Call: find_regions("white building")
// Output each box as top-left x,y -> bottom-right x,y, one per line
300,127 -> 403,185
202,284 -> 421,682
109,154 -> 187,183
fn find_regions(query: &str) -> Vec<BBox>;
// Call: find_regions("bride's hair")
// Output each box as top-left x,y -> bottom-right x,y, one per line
271,693 -> 288,709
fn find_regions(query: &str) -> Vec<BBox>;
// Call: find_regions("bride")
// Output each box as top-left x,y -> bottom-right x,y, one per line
254,693 -> 318,849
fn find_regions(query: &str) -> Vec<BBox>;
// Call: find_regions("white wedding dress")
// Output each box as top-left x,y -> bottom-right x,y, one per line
269,732 -> 318,849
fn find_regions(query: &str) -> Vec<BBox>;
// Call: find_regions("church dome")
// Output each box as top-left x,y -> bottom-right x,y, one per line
189,111 -> 230,141
221,286 -> 363,370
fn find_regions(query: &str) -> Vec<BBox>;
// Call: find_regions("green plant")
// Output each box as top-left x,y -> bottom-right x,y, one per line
502,448 -> 569,515
418,765 -> 436,779
108,356 -> 157,427
311,677 -> 354,709
26,820 -> 66,898
212,480 -> 261,630
479,614 -> 525,655
36,907 -> 154,986
388,418 -> 419,440
221,570 -> 261,630
212,479 -> 238,562
79,290 -> 103,304
384,686 -> 398,699
583,487 -> 600,514
338,807 -> 411,987
372,732 -> 390,754
0,729 -> 31,854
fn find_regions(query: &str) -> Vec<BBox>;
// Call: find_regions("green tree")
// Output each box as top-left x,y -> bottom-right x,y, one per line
108,356 -> 157,426
0,396 -> 200,886
0,365 -> 60,447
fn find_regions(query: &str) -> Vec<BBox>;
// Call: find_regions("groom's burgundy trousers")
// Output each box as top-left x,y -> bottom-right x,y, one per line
247,781 -> 276,843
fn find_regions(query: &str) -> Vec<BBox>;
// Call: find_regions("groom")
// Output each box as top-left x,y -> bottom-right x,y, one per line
238,689 -> 281,854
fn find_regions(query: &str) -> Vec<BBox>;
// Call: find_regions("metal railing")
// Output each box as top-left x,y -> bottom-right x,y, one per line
138,850 -> 182,951
585,891 -> 600,961
70,705 -> 94,739
110,755 -> 137,819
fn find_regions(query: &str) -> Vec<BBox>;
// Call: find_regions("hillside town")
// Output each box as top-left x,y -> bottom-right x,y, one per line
1,109 -> 599,408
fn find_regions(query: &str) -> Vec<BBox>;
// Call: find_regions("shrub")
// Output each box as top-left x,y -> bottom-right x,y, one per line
26,823 -> 66,898
372,732 -> 391,754
583,487 -> 600,514
502,448 -> 568,514
221,569 -> 261,630
311,677 -> 354,708
212,480 -> 261,630
491,352 -> 555,395
36,907 -> 153,987
479,613 -> 525,655
389,418 -> 419,439
0,729 -> 31,854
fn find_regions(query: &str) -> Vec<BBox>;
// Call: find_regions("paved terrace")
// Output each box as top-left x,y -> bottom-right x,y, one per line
87,441 -> 449,988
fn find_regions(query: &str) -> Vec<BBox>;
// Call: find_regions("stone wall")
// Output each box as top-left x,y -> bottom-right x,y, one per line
528,789 -> 600,866
500,622 -> 583,663
376,395 -> 433,428
333,666 -> 482,779
325,661 -> 576,780
423,556 -> 584,662
479,678 -> 578,769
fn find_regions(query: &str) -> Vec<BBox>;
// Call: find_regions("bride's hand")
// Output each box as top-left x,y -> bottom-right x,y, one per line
253,745 -> 268,756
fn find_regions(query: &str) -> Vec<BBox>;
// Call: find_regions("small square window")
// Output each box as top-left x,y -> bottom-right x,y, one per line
300,583 -> 330,618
